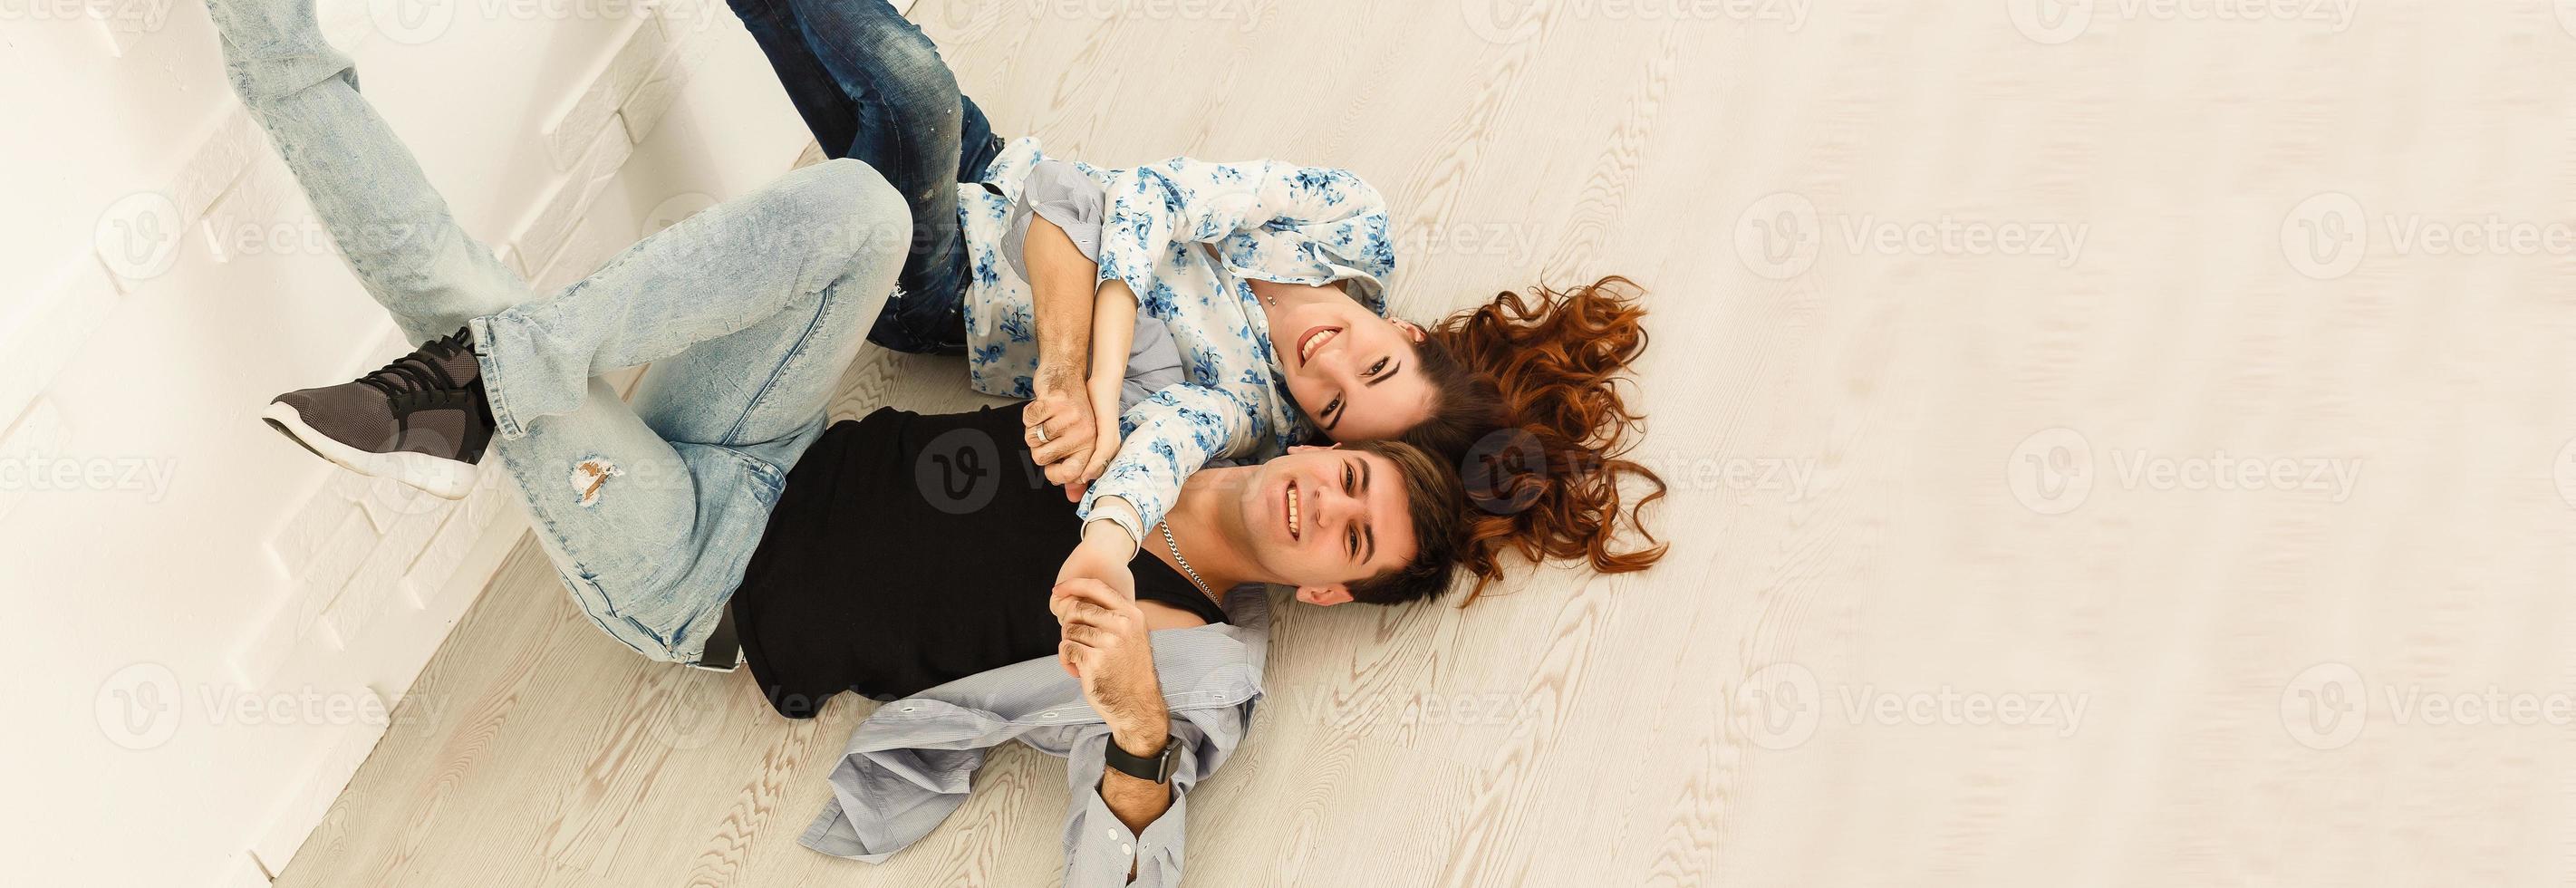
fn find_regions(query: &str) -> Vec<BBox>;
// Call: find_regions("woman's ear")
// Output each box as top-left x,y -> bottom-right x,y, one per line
1392,318 -> 1425,343
1295,584 -> 1356,606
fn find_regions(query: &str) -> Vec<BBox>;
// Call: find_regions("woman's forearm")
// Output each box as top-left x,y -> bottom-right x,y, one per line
1089,279 -> 1138,403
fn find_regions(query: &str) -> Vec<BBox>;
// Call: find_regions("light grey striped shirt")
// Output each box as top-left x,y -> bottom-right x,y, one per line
799,586 -> 1269,887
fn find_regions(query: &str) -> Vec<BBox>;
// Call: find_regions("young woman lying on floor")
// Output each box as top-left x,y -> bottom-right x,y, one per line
728,0 -> 1670,604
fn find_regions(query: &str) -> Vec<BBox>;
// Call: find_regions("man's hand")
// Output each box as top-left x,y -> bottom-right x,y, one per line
1025,368 -> 1098,489
1053,527 -> 1140,678
1051,579 -> 1167,738
1059,578 -> 1180,862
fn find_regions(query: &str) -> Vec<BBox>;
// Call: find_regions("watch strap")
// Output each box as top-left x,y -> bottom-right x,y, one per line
1103,736 -> 1177,783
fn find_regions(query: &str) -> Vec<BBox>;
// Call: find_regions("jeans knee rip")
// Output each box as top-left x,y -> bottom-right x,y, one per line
569,456 -> 622,508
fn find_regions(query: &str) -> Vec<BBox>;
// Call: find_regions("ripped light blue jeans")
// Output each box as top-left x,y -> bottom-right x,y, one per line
211,0 -> 904,662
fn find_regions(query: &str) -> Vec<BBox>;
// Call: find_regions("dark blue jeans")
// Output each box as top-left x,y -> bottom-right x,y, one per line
727,0 -> 1006,354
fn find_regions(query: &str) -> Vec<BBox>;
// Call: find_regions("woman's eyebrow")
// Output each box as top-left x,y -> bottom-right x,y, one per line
1365,361 -> 1404,388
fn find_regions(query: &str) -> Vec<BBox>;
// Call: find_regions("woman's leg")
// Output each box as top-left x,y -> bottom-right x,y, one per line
727,0 -> 863,162
210,0 -> 907,661
726,0 -> 1005,180
723,0 -> 1004,353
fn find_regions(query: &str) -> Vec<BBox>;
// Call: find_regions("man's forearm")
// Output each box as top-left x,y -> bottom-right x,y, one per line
1099,721 -> 1176,835
1026,215 -> 1099,381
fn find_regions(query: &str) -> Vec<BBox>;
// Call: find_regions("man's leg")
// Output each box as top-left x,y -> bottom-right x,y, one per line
212,0 -> 906,449
471,159 -> 907,447
473,159 -> 909,662
212,0 -> 531,498
208,0 -> 907,661
208,0 -> 529,343
207,0 -> 713,658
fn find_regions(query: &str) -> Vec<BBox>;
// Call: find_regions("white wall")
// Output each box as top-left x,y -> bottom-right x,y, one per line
0,0 -> 812,883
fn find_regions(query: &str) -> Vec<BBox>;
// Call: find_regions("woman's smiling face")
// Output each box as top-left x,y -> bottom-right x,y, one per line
1269,292 -> 1438,442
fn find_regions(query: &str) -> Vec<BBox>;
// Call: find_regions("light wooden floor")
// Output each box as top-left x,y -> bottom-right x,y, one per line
281,3 -> 2576,886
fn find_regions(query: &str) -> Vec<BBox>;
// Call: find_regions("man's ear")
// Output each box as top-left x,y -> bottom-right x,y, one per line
1392,318 -> 1425,343
1295,584 -> 1355,606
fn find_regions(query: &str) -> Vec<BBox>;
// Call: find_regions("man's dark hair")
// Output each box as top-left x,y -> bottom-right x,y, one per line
1340,439 -> 1469,605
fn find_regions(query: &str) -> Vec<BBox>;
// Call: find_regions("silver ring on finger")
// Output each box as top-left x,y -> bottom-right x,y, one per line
1032,424 -> 1050,445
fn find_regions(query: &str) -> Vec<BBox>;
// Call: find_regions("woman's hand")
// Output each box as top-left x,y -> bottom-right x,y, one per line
1066,278 -> 1140,501
1066,369 -> 1124,501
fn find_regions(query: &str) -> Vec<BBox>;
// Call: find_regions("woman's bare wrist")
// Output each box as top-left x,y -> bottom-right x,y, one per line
1082,516 -> 1140,559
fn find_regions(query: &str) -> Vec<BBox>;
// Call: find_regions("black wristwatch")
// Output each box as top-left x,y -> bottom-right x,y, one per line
1103,736 -> 1179,783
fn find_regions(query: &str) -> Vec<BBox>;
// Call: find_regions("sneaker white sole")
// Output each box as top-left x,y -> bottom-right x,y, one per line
261,401 -> 478,501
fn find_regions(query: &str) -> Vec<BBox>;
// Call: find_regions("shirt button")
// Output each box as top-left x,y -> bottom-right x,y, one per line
1121,844 -> 1134,855
1105,827 -> 1119,839
1041,711 -> 1058,719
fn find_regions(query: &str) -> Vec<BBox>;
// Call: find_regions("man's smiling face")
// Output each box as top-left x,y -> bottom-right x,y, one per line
1224,445 -> 1421,603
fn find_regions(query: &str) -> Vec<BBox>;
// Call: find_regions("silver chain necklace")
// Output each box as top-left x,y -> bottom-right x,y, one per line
1158,522 -> 1219,603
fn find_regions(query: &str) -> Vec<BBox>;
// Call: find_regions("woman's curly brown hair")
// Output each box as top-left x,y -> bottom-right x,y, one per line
1400,275 -> 1668,603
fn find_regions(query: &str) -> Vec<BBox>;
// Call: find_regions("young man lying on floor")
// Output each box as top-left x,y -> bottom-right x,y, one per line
203,1 -> 1465,883
747,409 -> 1462,884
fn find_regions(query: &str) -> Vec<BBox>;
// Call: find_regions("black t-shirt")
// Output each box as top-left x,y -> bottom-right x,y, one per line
729,405 -> 1228,719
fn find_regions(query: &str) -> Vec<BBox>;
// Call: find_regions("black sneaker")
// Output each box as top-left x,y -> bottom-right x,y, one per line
261,327 -> 494,500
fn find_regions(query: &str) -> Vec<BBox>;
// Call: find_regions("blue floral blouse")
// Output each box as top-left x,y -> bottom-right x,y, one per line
956,137 -> 1397,542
